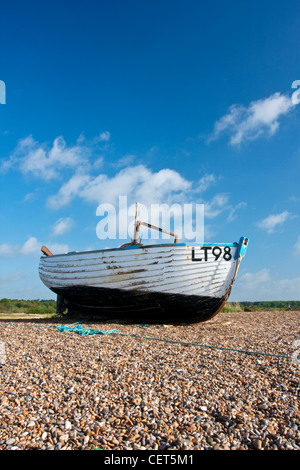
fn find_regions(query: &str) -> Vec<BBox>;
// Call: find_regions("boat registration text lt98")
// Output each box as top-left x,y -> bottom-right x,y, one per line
191,246 -> 232,262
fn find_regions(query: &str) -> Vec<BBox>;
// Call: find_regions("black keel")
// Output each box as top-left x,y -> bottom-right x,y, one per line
52,285 -> 228,324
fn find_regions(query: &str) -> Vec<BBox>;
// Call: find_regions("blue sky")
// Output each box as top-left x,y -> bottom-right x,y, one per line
0,0 -> 300,301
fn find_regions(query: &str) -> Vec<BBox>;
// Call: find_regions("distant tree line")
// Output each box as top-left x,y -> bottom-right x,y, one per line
221,301 -> 300,312
0,298 -> 299,315
0,298 -> 56,314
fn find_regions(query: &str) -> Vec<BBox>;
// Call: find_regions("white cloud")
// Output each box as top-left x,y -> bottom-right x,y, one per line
227,202 -> 247,222
2,133 -> 229,226
257,211 -> 295,233
209,92 -> 296,146
0,273 -> 23,285
19,236 -> 41,255
2,132 -> 236,241
0,131 -> 113,180
46,162 -> 234,243
238,268 -> 272,289
47,172 -> 90,209
232,268 -> 300,301
23,192 -> 36,202
294,236 -> 300,255
198,174 -> 217,192
0,243 -> 15,257
93,131 -> 111,143
51,217 -> 74,236
0,237 -> 69,258
204,193 -> 230,218
47,165 -> 193,209
114,154 -> 136,168
0,135 -> 90,180
289,196 -> 300,203
134,168 -> 192,206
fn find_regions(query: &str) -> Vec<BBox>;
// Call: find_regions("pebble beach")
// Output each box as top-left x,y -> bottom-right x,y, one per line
0,310 -> 299,451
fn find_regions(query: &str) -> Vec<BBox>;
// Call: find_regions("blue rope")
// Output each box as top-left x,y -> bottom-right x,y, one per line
55,323 -> 119,336
55,323 -> 295,360
113,332 -> 295,360
12,322 -> 295,360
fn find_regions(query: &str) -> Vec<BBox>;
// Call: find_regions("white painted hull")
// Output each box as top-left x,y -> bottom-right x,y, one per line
39,239 -> 248,323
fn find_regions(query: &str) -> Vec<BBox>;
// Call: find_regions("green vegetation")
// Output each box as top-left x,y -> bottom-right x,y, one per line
221,302 -> 244,313
0,298 -> 56,314
221,301 -> 300,312
0,298 -> 299,316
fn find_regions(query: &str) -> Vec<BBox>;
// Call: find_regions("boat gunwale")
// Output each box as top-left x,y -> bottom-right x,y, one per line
40,241 -> 239,259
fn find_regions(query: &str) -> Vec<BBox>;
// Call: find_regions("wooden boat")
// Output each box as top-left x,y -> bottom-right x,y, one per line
39,214 -> 249,323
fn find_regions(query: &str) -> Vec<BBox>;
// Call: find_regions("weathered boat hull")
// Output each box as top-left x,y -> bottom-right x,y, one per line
53,285 -> 227,323
39,238 -> 248,323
